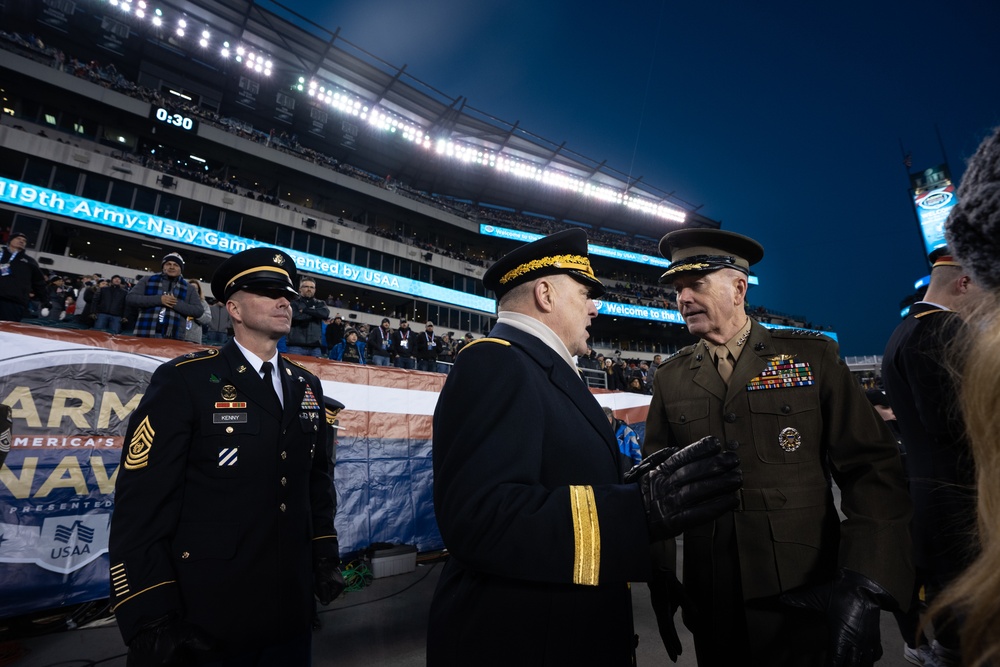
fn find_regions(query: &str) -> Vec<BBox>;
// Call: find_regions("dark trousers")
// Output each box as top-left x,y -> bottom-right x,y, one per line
193,628 -> 311,667
689,515 -> 828,667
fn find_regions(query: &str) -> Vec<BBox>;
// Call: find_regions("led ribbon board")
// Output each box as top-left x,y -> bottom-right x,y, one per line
0,177 -> 495,313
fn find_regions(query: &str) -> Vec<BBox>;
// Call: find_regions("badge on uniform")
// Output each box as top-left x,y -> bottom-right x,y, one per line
747,355 -> 814,391
124,416 -> 155,470
779,427 -> 802,452
219,447 -> 239,467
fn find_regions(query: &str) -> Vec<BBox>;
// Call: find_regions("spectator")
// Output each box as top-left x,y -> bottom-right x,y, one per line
414,321 -> 440,372
183,279 -> 212,344
367,317 -> 393,365
391,318 -> 415,369
204,296 -> 232,346
325,314 -> 345,355
75,277 -> 99,327
330,328 -> 366,364
287,278 -> 329,357
436,332 -> 455,374
126,253 -> 203,339
0,231 -> 47,322
92,275 -> 128,334
603,406 -> 641,467
453,332 -> 475,355
43,275 -> 67,321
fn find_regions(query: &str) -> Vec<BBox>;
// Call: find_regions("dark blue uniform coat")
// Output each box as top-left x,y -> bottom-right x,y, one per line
427,323 -> 651,666
881,302 -> 977,579
109,340 -> 336,653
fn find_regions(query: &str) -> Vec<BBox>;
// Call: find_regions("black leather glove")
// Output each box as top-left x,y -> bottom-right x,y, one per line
623,446 -> 678,484
780,569 -> 893,667
649,568 -> 688,662
126,615 -> 214,667
314,556 -> 346,605
639,435 -> 742,541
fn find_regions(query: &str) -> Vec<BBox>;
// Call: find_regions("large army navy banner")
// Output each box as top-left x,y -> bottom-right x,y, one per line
0,322 -> 650,620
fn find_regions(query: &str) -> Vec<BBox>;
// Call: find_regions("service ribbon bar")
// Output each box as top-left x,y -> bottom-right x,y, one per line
747,361 -> 815,391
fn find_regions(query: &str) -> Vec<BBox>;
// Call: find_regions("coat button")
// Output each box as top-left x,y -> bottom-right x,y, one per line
281,451 -> 287,460
281,477 -> 287,486
279,503 -> 286,512
781,405 -> 792,414
695,354 -> 703,362
726,439 -> 740,451
226,426 -> 234,434
679,415 -> 687,423
724,413 -> 737,423
181,551 -> 190,559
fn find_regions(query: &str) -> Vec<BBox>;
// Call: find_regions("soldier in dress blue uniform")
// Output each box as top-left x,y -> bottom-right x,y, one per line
109,247 -> 344,666
644,229 -> 914,667
427,228 -> 743,666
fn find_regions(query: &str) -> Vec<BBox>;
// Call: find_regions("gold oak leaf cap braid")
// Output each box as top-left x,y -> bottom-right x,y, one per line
657,228 -> 764,283
482,228 -> 605,299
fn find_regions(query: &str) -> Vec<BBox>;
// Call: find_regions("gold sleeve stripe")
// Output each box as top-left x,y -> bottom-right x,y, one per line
569,485 -> 600,586
110,580 -> 177,612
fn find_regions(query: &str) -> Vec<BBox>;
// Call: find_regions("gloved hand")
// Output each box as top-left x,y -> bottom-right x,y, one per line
640,436 -> 741,541
780,569 -> 893,667
314,556 -> 346,605
649,568 -> 688,662
126,615 -> 214,667
623,446 -> 678,484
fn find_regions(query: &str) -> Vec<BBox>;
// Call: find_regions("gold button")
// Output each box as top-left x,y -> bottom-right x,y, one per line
281,451 -> 287,460
226,426 -> 234,434
279,503 -> 286,512
181,551 -> 190,559
313,425 -> 318,432
281,477 -> 287,486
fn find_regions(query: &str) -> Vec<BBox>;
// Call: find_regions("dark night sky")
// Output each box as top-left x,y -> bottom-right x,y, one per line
286,0 -> 1000,356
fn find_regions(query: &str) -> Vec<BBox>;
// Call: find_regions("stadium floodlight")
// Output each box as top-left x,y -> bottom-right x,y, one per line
136,9 -> 145,19
152,15 -> 162,26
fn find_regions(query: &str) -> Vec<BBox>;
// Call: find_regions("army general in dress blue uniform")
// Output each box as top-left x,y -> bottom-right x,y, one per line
109,248 -> 344,666
427,229 -> 743,666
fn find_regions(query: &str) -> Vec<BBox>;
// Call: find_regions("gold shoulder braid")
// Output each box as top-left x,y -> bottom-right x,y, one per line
458,337 -> 512,353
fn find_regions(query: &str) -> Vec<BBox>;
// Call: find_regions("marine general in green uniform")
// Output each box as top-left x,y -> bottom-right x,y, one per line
644,229 -> 913,667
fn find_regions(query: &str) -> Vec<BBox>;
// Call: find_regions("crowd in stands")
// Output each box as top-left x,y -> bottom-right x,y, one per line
0,30 -> 828,340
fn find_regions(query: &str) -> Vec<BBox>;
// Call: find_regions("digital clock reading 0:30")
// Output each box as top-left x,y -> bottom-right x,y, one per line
151,107 -> 198,132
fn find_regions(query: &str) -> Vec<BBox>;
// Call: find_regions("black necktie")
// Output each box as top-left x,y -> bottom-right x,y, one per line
260,362 -> 281,409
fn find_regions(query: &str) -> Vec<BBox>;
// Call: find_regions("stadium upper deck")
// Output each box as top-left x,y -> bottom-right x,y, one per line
0,0 -> 827,355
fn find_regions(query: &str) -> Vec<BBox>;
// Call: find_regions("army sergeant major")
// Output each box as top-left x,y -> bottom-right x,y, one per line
109,248 -> 345,666
643,229 -> 913,667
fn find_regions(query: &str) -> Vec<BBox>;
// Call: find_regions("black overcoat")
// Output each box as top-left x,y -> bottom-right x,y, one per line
427,323 -> 651,666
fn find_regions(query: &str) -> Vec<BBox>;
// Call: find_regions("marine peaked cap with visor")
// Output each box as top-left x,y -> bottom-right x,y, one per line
211,247 -> 300,302
482,228 -> 605,299
657,228 -> 764,282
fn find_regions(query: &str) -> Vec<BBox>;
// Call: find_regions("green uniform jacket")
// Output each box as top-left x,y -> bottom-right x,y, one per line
645,321 -> 913,612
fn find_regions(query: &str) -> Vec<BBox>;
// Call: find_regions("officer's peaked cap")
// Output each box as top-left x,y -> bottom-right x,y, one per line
482,228 -> 604,299
211,247 -> 299,301
658,228 -> 763,283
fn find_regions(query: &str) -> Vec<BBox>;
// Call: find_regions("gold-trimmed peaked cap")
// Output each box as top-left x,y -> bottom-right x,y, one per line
482,228 -> 605,299
658,228 -> 764,283
211,247 -> 299,301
